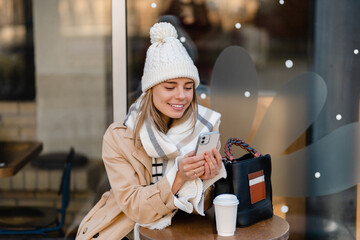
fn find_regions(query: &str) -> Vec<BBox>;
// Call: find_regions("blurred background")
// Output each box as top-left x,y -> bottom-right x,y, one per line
0,0 -> 359,239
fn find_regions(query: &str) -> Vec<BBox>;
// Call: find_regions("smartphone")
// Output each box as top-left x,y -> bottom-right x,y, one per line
194,131 -> 220,156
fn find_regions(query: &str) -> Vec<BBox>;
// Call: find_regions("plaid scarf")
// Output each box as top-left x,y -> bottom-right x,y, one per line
124,94 -> 221,183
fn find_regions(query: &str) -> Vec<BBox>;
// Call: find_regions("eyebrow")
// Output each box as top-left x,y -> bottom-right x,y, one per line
164,81 -> 194,85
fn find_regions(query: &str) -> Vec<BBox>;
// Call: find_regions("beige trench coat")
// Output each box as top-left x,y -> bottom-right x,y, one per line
76,122 -> 177,240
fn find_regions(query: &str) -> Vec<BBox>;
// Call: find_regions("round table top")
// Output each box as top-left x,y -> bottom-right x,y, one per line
139,208 -> 289,240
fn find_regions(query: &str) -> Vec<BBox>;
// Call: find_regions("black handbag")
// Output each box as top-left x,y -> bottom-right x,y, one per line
214,138 -> 273,227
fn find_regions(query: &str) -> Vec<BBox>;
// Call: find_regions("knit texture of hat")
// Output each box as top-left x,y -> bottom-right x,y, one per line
141,22 -> 200,92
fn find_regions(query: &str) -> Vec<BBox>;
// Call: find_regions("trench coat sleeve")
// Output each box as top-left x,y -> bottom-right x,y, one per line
102,126 -> 177,225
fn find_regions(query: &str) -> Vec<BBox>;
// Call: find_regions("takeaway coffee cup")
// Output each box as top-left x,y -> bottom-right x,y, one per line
213,194 -> 239,236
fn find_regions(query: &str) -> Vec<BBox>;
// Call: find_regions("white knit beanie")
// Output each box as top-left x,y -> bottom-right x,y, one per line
141,22 -> 200,92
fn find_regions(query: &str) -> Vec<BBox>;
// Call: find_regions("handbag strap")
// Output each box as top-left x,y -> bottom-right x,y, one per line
225,138 -> 262,162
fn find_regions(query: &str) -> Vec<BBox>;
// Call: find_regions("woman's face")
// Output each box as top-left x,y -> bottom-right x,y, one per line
152,77 -> 194,120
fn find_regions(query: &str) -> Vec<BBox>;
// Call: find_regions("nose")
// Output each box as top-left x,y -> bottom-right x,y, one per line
176,88 -> 186,99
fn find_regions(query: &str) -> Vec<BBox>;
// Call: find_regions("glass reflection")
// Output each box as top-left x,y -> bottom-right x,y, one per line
126,1 -> 359,239
210,46 -> 258,145
208,46 -> 357,198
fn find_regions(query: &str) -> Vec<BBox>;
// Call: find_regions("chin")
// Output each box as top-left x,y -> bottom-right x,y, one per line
168,113 -> 185,119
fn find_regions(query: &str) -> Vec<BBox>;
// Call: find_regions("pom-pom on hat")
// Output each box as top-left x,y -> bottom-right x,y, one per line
141,22 -> 200,92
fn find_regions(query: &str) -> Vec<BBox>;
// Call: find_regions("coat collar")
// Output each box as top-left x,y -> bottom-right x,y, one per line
112,123 -> 152,180
132,148 -> 152,180
121,125 -> 152,179
111,122 -> 134,139
124,126 -> 135,139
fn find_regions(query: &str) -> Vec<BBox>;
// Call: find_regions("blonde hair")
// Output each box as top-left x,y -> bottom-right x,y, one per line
134,88 -> 198,146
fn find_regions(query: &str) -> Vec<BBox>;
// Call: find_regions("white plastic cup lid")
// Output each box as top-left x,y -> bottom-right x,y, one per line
213,194 -> 239,206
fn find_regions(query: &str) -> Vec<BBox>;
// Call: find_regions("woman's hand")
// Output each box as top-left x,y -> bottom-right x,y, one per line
172,152 -> 205,194
178,152 -> 206,181
200,148 -> 223,180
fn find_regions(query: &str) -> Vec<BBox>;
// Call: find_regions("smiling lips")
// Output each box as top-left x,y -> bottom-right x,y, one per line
169,103 -> 185,111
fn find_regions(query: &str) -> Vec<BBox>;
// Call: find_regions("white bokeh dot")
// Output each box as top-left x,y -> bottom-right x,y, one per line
285,60 -> 293,68
315,172 -> 321,178
200,93 -> 207,99
279,0 -> 285,5
244,91 -> 251,98
180,37 -> 186,43
354,49 -> 359,55
235,23 -> 242,29
151,2 -> 157,8
336,114 -> 342,120
281,205 -> 289,213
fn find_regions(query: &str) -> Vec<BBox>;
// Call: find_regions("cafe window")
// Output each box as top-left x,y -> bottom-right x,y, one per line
0,0 -> 35,100
113,0 -> 360,239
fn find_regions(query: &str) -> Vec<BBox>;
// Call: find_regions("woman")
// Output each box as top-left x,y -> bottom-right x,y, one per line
76,22 -> 226,240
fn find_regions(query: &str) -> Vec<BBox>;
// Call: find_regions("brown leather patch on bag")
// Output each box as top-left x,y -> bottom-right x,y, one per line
248,170 -> 266,204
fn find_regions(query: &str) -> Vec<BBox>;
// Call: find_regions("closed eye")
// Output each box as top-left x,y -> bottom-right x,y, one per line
185,83 -> 194,90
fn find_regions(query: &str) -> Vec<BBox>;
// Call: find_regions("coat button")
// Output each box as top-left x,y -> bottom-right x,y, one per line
83,227 -> 88,234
